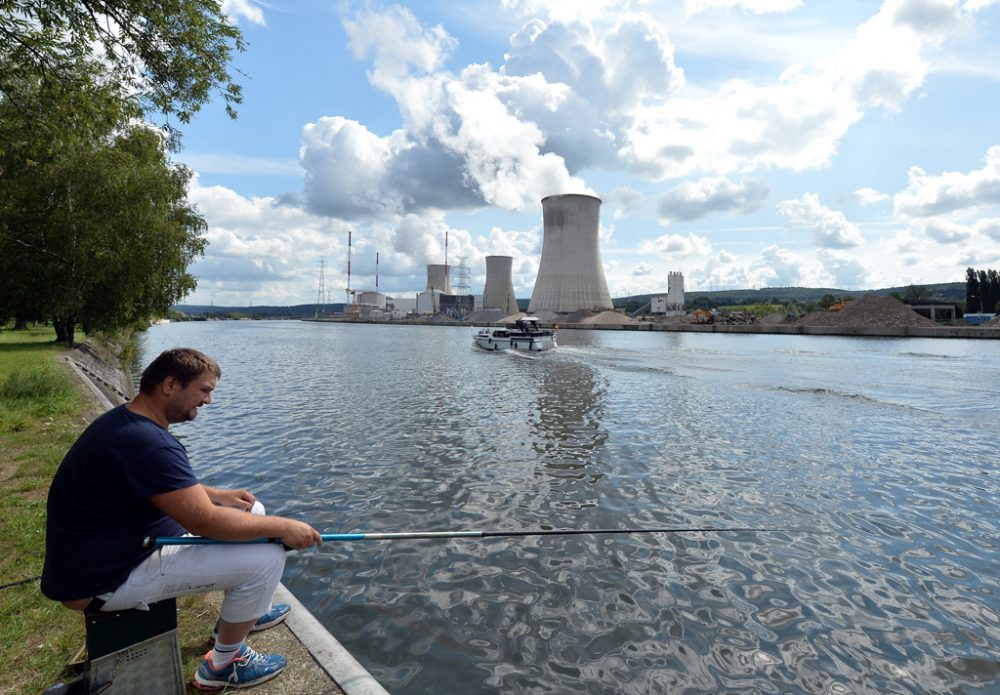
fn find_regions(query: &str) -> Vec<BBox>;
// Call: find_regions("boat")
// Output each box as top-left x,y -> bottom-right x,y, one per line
473,317 -> 557,352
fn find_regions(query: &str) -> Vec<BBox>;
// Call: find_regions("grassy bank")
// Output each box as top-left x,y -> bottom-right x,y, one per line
0,327 -> 215,694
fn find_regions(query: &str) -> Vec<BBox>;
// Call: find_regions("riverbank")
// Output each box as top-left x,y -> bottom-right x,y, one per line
304,316 -> 1000,338
0,328 -> 367,695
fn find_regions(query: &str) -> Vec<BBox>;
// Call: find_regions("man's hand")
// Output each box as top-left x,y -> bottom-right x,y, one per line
279,518 -> 323,550
204,485 -> 256,511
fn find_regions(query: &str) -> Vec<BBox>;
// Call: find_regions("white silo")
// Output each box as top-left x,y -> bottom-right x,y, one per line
427,264 -> 451,294
483,256 -> 518,316
528,194 -> 612,314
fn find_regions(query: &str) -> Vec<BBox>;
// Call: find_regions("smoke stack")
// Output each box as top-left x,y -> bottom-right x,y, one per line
427,264 -> 451,293
483,256 -> 518,316
528,194 -> 612,313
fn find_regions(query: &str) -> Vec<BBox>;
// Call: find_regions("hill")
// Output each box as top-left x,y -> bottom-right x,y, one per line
172,303 -> 345,318
614,282 -> 965,309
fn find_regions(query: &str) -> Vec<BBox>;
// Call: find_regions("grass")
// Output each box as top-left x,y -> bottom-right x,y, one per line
0,326 -> 216,694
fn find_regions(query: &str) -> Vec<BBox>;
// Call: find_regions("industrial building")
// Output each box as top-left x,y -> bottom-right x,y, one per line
358,291 -> 386,310
528,194 -> 613,314
651,272 -> 684,315
482,255 -> 518,316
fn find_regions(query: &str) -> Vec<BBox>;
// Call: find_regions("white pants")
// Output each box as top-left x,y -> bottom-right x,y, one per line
100,501 -> 285,623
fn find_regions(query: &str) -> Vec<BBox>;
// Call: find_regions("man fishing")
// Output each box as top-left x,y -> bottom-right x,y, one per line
41,347 -> 322,691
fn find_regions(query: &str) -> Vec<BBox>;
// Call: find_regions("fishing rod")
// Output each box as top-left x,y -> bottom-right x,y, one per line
144,526 -> 807,548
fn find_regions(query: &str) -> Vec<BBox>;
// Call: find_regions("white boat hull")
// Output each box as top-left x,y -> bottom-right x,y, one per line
474,334 -> 557,351
473,318 -> 557,352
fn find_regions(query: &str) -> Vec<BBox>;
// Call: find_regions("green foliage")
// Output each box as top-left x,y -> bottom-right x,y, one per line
902,284 -> 930,303
0,0 -> 244,130
965,267 -> 1000,314
688,295 -> 718,310
0,74 -> 208,345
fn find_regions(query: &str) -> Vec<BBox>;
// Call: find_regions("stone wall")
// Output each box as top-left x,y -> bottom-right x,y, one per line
63,340 -> 132,406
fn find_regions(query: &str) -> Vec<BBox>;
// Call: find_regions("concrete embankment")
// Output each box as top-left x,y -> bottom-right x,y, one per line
61,340 -> 385,695
304,316 -> 1000,339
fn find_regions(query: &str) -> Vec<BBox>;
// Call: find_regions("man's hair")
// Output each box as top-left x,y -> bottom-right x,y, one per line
139,348 -> 222,394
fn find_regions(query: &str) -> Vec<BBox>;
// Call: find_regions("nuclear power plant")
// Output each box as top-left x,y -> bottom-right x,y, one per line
320,193 -> 639,324
528,194 -> 613,314
482,256 -> 518,316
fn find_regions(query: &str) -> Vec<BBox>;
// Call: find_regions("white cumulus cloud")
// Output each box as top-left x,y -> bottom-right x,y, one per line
893,145 -> 1000,217
850,187 -> 890,205
684,0 -> 803,15
221,0 -> 266,26
976,217 -> 1000,241
918,218 -> 974,243
639,232 -> 713,257
817,249 -> 872,288
658,177 -> 769,222
779,193 -> 865,248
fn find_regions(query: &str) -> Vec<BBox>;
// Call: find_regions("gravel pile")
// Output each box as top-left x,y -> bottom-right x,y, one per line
797,294 -> 938,328
982,314 -> 1000,328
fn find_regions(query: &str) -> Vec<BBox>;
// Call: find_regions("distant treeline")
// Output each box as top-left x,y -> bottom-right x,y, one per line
173,304 -> 347,319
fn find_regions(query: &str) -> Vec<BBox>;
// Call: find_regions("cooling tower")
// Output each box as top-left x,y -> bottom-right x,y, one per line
528,194 -> 612,313
426,264 -> 451,294
483,256 -> 518,315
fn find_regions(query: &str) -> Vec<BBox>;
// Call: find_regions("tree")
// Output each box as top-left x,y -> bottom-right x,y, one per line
978,270 -> 993,315
1,0 -> 244,137
0,69 -> 207,345
902,285 -> 930,304
965,267 -> 980,313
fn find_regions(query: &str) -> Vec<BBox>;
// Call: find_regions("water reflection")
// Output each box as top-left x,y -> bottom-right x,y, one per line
530,356 -> 607,481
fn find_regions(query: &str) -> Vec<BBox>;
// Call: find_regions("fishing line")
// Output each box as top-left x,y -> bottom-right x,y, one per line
0,575 -> 40,591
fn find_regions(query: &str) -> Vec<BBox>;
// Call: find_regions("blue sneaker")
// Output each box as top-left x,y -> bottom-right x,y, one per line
192,643 -> 287,691
251,603 -> 291,632
210,604 -> 291,644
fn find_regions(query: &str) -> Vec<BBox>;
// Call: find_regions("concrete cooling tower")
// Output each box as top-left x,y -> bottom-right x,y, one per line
528,194 -> 613,314
426,264 -> 451,294
483,256 -> 518,316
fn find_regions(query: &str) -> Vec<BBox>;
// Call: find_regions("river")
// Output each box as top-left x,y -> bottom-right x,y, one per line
141,320 -> 1000,694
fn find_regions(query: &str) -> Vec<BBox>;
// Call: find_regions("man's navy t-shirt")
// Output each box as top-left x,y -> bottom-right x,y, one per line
41,404 -> 199,601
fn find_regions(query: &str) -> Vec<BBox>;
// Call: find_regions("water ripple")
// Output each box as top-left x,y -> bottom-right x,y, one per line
143,322 -> 1000,694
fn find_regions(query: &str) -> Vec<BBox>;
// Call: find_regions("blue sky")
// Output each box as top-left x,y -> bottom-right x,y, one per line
175,0 -> 1000,306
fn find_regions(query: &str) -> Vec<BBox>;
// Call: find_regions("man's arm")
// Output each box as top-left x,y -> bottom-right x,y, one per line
149,484 -> 321,549
203,484 -> 256,511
